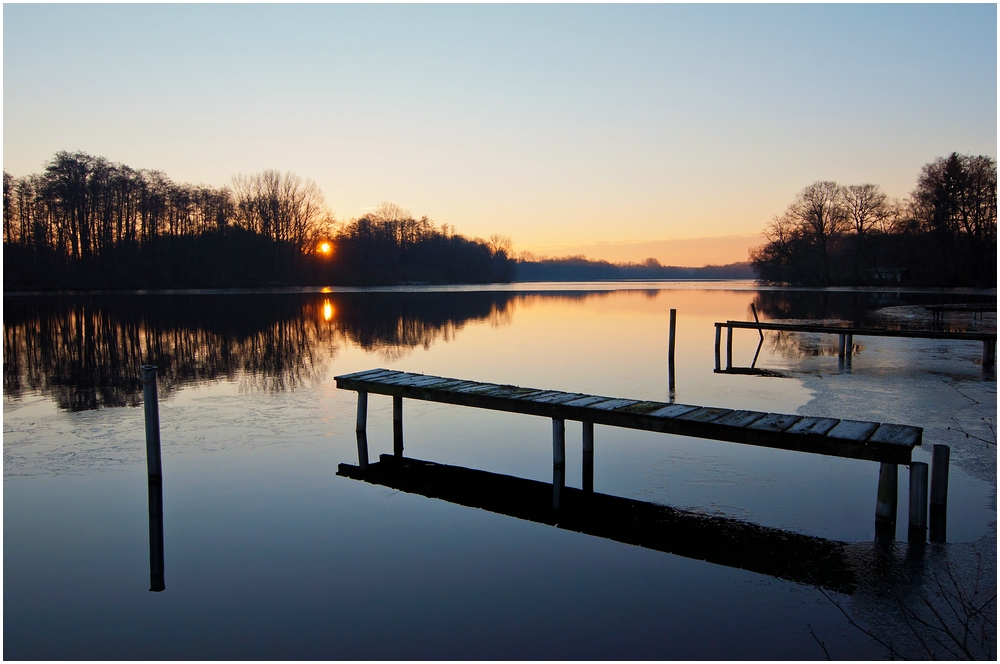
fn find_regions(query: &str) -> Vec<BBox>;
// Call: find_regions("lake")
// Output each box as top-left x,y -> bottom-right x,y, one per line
4,283 -> 996,659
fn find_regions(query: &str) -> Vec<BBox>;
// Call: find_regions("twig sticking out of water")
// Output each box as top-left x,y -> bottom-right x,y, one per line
947,417 -> 997,445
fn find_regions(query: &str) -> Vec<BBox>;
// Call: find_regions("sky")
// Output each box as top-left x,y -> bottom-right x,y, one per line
3,4 -> 996,266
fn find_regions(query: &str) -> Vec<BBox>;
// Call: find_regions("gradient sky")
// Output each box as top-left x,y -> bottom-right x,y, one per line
4,4 -> 996,265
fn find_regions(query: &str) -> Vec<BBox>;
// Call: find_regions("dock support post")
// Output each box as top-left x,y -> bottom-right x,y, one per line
582,421 -> 594,494
714,324 -> 722,372
552,418 -> 565,510
356,391 -> 368,433
668,309 -> 676,396
141,365 -> 162,480
356,431 -> 369,469
726,325 -> 733,370
908,462 -> 928,543
984,340 -> 996,367
147,477 -> 165,591
875,462 -> 898,542
393,395 -> 403,458
838,334 -> 846,360
846,334 -> 853,357
930,444 -> 950,543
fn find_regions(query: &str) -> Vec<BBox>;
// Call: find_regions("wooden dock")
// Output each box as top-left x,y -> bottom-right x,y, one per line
714,320 -> 997,371
335,368 -> 934,541
338,454 -> 860,594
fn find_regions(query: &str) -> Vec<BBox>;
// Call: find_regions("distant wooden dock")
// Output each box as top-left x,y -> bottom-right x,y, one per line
714,320 -> 997,371
335,368 -> 937,541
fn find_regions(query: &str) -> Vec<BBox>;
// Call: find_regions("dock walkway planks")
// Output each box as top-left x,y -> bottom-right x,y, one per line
335,368 -> 920,464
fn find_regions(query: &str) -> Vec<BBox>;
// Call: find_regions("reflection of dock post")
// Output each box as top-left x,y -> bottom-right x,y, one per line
582,421 -> 594,493
356,431 -> 369,469
141,365 -> 163,479
148,477 -> 165,592
875,462 -> 897,542
930,444 -> 950,543
907,462 -> 928,543
356,391 -> 368,432
984,340 -> 996,367
393,395 -> 403,458
552,418 -> 565,510
714,324 -> 722,372
668,309 -> 676,396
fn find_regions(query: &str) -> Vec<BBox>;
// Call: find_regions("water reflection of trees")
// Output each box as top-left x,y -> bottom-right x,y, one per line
4,291 -> 608,412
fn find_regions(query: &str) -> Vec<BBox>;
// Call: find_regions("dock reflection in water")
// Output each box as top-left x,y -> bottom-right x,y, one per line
338,452 -> 860,594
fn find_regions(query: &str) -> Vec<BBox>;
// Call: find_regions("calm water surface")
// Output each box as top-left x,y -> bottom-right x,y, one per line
4,283 -> 996,659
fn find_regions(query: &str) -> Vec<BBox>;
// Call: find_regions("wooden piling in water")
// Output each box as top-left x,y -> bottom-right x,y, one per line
356,391 -> 368,433
726,325 -> 733,370
393,395 -> 404,458
714,324 -> 722,372
582,421 -> 594,493
668,309 -> 676,394
908,461 -> 928,542
141,365 -> 162,480
930,444 -> 949,542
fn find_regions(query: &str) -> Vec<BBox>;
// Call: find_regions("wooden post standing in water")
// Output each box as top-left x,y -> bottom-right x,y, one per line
714,325 -> 722,372
668,309 -> 676,395
875,462 -> 897,541
356,391 -> 368,433
930,444 -> 950,543
726,325 -> 733,370
582,421 -> 594,494
141,365 -> 162,480
908,461 -> 928,543
393,395 -> 404,458
552,418 -> 565,510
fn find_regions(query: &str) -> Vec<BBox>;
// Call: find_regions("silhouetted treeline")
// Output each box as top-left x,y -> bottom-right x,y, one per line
514,257 -> 754,281
2,153 -> 514,290
318,203 -> 516,286
751,153 -> 997,287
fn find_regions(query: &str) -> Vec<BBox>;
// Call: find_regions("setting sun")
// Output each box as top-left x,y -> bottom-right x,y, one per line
319,242 -> 331,255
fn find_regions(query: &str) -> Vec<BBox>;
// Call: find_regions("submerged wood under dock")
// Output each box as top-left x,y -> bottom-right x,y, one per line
336,368 -> 921,464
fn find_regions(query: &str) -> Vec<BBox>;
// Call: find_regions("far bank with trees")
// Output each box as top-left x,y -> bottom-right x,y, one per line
751,153 -> 996,287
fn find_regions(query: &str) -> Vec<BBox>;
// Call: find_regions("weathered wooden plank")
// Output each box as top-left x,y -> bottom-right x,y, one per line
786,417 -> 840,436
747,413 -> 802,433
433,379 -> 477,392
868,424 -> 922,447
713,410 -> 768,428
563,396 -> 615,407
339,368 -> 395,381
534,392 -> 590,405
826,420 -> 879,442
378,372 -> 423,385
521,390 -> 565,402
677,407 -> 733,423
406,376 -> 453,388
456,383 -> 501,394
619,401 -> 670,415
589,398 -> 639,411
647,403 -> 699,418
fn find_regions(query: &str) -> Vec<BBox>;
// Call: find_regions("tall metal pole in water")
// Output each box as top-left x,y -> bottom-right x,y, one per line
141,365 -> 162,479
